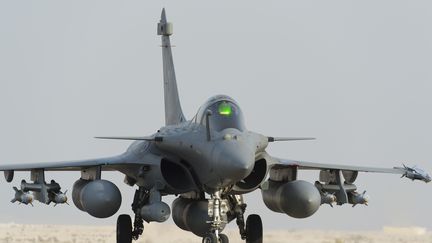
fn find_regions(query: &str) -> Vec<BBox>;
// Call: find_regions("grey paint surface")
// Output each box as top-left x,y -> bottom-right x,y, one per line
0,1 -> 431,231
159,9 -> 186,125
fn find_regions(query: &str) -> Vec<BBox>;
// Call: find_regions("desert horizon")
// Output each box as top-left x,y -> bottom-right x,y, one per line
0,223 -> 429,243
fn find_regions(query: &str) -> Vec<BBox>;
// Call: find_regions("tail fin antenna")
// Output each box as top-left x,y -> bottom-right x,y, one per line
158,8 -> 186,125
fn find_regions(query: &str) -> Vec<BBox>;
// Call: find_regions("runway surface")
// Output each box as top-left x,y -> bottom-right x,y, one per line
0,223 -> 429,243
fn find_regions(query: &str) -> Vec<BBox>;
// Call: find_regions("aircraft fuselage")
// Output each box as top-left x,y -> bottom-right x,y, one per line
154,122 -> 268,190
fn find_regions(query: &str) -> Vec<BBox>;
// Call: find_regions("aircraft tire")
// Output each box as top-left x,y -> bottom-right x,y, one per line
219,233 -> 229,243
245,214 -> 263,243
117,214 -> 132,243
202,233 -> 217,243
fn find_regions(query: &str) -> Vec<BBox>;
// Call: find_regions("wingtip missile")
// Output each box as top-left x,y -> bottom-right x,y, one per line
397,164 -> 431,183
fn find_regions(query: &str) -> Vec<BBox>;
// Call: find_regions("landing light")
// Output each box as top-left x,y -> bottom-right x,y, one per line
223,134 -> 233,140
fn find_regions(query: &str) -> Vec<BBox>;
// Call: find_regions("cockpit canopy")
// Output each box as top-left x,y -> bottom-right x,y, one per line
194,95 -> 246,132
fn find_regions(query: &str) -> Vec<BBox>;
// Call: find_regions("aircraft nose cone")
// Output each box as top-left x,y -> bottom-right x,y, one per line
214,141 -> 255,186
225,151 -> 253,175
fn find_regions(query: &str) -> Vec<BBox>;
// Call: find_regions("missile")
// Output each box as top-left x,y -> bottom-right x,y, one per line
321,192 -> 337,207
400,164 -> 431,183
349,190 -> 369,207
51,190 -> 69,206
11,187 -> 34,206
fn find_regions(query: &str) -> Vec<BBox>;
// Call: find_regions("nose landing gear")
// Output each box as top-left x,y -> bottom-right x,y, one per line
202,233 -> 229,243
202,191 -> 230,243
202,192 -> 263,243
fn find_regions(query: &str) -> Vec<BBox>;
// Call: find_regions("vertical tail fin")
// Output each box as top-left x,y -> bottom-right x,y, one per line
158,9 -> 186,125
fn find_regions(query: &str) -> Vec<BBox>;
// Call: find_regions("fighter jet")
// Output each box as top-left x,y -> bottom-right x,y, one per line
0,9 -> 429,243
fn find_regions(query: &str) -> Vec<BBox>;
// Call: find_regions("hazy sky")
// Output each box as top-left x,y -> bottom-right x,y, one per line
0,1 -> 431,231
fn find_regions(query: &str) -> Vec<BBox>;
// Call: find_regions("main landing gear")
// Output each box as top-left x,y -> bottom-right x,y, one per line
117,213 -> 144,243
117,214 -> 132,243
230,195 -> 263,243
117,188 -> 263,243
245,214 -> 263,243
117,188 -> 147,243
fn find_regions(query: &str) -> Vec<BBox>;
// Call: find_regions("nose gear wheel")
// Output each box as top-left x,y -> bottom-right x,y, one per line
219,233 -> 229,243
201,233 -> 229,243
202,233 -> 217,243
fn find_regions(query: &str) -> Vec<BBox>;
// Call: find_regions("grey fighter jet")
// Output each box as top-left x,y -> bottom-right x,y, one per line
0,9 -> 430,243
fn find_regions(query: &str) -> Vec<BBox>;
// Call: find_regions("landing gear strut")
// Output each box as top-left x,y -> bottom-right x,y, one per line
202,191 -> 230,243
232,195 -> 247,240
231,195 -> 263,243
116,187 -> 149,243
131,188 -> 147,240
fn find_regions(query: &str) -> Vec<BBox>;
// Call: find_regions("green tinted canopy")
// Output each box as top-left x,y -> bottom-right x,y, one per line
218,102 -> 232,116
